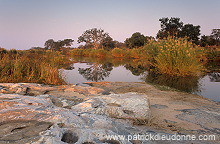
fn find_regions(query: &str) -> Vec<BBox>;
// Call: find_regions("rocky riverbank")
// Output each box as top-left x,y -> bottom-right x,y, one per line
0,82 -> 219,144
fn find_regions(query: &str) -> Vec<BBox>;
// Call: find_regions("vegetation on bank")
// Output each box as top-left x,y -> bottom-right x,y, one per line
144,37 -> 204,76
0,49 -> 71,85
70,37 -> 207,76
0,17 -> 219,84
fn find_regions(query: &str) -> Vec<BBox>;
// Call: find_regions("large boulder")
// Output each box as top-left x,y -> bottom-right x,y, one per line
72,92 -> 151,121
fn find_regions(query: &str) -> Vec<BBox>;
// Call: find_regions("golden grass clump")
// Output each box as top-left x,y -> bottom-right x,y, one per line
0,50 -> 70,85
144,37 -> 204,76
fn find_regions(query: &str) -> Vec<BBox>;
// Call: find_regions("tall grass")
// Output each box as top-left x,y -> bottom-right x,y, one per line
144,37 -> 204,76
111,48 -> 128,58
0,50 -> 70,85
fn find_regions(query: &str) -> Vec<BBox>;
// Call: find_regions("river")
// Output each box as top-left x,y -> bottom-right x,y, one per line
61,57 -> 220,102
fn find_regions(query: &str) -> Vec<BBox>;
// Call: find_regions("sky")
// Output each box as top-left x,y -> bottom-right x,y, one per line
0,0 -> 219,50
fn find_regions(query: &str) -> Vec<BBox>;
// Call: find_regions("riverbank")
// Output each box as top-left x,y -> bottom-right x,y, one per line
86,82 -> 220,134
0,82 -> 219,143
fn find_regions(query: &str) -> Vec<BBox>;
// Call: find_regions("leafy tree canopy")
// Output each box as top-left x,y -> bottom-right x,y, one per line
157,17 -> 201,44
78,28 -> 109,49
101,36 -> 116,50
44,39 -> 74,51
125,32 -> 148,48
157,17 -> 183,39
211,29 -> 220,46
179,24 -> 201,44
200,35 -> 216,47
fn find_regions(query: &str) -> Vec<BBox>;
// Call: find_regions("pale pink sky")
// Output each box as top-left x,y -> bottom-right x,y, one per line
0,0 -> 219,49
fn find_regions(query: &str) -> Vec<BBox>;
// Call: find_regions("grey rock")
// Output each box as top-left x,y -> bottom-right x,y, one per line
72,92 -> 151,121
151,104 -> 168,109
0,94 -> 155,144
0,120 -> 52,144
176,109 -> 220,134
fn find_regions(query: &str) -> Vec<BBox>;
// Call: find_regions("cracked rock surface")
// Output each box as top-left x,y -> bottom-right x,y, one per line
0,82 -> 219,144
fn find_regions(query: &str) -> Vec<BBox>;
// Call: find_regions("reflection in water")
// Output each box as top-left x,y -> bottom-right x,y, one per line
143,71 -> 202,93
62,56 -> 220,101
208,72 -> 220,82
78,63 -> 113,81
74,56 -> 203,93
124,64 -> 149,76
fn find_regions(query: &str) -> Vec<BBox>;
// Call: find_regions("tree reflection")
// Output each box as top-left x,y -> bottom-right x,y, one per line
208,72 -> 220,82
78,63 -> 113,81
124,64 -> 149,76
142,71 -> 202,93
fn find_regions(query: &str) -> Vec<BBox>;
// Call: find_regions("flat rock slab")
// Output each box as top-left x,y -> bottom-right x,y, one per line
87,82 -> 220,141
0,82 -> 219,144
151,104 -> 168,109
0,120 -> 52,144
176,109 -> 220,134
72,92 -> 151,121
0,83 -> 104,96
0,94 -> 156,144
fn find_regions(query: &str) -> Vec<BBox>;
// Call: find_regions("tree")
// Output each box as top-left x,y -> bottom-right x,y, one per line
44,39 -> 55,50
62,39 -> 74,47
101,36 -> 116,50
200,35 -> 216,47
210,29 -> 220,46
125,32 -> 146,48
156,17 -> 183,39
44,39 -> 74,51
179,24 -> 201,44
78,28 -> 109,49
114,41 -> 126,49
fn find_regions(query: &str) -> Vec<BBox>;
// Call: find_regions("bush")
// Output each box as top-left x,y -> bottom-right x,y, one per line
129,48 -> 148,59
95,49 -> 107,58
70,49 -> 84,56
111,48 -> 128,58
144,37 -> 204,76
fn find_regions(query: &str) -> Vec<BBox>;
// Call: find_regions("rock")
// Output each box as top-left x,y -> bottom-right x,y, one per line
0,83 -> 28,95
0,82 -> 219,144
0,120 -> 53,144
0,83 -> 105,97
0,93 -> 158,144
72,92 -> 151,121
176,109 -> 220,134
0,86 -> 8,93
0,83 -> 52,95
151,104 -> 168,109
64,85 -> 104,96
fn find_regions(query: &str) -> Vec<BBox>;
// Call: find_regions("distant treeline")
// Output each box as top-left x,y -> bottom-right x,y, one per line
24,17 -> 220,51
0,17 -> 220,82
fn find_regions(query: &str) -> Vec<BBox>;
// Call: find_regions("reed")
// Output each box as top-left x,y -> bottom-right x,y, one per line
0,50 -> 70,85
111,48 -> 128,58
144,37 -> 204,76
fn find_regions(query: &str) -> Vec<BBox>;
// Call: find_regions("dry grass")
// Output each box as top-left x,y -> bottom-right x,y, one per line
0,49 -> 71,85
144,37 -> 204,76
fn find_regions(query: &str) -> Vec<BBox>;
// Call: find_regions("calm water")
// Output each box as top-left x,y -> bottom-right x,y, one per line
61,57 -> 220,102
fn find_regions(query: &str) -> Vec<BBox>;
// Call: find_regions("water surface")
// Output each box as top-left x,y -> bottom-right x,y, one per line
61,57 -> 220,102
